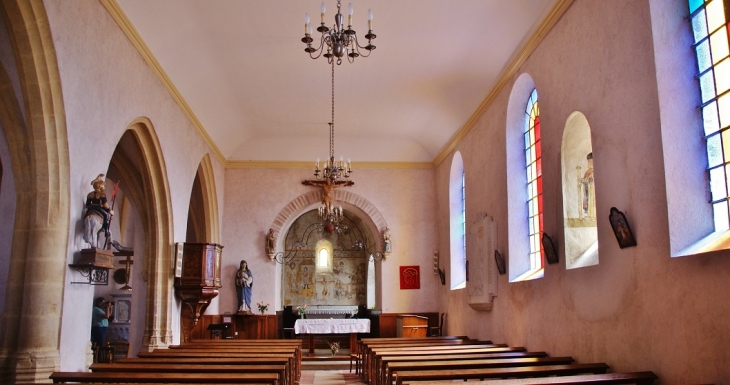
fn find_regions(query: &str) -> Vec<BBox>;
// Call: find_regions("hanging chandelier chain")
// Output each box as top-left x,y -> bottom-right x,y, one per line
330,59 -> 335,161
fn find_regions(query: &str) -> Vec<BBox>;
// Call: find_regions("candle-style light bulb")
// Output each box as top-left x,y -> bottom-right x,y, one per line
304,13 -> 310,34
316,157 -> 320,169
348,3 -> 354,26
367,9 -> 373,30
320,2 -> 326,24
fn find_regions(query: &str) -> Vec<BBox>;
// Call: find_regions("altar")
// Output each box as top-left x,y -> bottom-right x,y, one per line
294,318 -> 370,356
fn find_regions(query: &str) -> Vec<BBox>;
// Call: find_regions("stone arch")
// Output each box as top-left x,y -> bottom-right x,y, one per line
269,190 -> 388,309
186,154 -> 220,244
119,117 -> 174,351
269,190 -> 387,238
0,0 -> 71,382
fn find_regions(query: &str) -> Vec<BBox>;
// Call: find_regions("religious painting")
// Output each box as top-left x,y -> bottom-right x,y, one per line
542,232 -> 559,265
609,207 -> 637,249
399,265 -> 420,290
113,299 -> 131,323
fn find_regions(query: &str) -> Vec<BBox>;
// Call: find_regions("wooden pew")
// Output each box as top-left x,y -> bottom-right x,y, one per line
373,347 -> 527,385
392,363 -> 611,385
357,336 -> 470,379
385,357 -> 575,385
367,343 -> 506,384
116,356 -> 295,383
49,371 -> 280,384
363,340 -> 493,382
136,350 -> 298,382
400,371 -> 659,385
90,363 -> 286,385
378,350 -> 548,385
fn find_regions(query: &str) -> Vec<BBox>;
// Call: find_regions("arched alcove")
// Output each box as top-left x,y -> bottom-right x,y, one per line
281,210 -> 372,307
561,111 -> 598,269
269,190 -> 387,309
105,118 -> 174,352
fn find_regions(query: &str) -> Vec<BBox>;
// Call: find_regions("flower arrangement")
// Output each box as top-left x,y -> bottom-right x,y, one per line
327,340 -> 340,356
296,304 -> 307,317
256,302 -> 269,315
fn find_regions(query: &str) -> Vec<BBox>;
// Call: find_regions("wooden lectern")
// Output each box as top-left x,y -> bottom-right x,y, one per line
396,314 -> 428,338
174,243 -> 223,343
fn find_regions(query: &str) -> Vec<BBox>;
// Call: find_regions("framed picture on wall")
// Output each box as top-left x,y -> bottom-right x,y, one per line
113,299 -> 131,323
609,207 -> 637,249
399,266 -> 420,290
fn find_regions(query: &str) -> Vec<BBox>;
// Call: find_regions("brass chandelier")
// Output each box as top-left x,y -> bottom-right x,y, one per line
302,0 -> 376,65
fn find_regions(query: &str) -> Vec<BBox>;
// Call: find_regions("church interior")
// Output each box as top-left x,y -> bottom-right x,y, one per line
0,0 -> 729,383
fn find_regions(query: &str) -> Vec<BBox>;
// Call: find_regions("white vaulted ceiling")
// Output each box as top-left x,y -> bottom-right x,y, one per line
110,0 -> 561,165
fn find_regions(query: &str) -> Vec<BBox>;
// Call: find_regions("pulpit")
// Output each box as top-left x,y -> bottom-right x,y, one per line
396,314 -> 428,338
174,243 -> 223,342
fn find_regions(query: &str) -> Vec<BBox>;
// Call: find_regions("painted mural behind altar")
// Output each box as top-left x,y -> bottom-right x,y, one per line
282,210 -> 370,307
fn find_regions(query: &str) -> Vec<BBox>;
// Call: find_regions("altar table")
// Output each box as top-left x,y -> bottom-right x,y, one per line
294,319 -> 370,356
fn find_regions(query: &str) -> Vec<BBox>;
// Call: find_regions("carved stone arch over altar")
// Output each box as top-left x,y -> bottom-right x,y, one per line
269,190 -> 388,309
269,190 -> 388,242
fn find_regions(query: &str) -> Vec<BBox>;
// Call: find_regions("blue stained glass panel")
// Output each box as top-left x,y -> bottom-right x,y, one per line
525,148 -> 531,165
692,9 -> 709,43
704,101 -> 720,135
700,69 -> 716,103
710,166 -> 727,200
689,0 -> 705,15
707,133 -> 723,166
697,39 -> 712,73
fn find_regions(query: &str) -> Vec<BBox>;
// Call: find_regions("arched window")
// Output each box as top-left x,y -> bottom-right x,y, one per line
525,89 -> 543,273
690,0 -> 730,232
449,151 -> 466,289
315,239 -> 333,274
506,75 -> 543,281
561,112 -> 599,269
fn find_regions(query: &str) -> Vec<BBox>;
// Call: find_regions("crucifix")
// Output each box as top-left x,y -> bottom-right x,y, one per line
117,253 -> 133,291
302,177 -> 354,215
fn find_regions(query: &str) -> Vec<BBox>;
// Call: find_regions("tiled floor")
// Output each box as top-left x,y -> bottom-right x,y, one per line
299,370 -> 364,385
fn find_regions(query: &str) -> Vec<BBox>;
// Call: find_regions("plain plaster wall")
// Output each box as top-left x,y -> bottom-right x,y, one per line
219,167 -> 439,315
36,0 -> 226,370
435,0 -> 730,383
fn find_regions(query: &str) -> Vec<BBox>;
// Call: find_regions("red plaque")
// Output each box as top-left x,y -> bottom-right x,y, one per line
399,265 -> 420,290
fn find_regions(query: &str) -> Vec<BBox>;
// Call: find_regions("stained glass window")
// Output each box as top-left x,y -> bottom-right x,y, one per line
690,0 -> 730,231
525,89 -> 543,270
462,171 -> 466,259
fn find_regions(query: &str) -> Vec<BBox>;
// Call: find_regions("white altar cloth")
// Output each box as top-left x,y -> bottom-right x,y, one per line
294,319 -> 370,334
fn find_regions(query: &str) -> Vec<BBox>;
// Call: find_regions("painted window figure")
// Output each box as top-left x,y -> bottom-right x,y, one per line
236,260 -> 253,313
579,153 -> 596,219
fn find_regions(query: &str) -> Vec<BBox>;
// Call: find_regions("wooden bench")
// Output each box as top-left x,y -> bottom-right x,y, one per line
400,371 -> 659,385
367,343 -> 506,384
378,351 -> 548,385
49,371 -> 280,384
115,356 -> 295,383
358,336 -> 470,380
363,340 -> 495,382
90,363 -> 286,385
392,363 -> 611,385
373,347 -> 530,385
136,350 -> 298,382
385,357 -> 575,385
